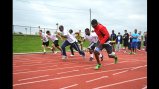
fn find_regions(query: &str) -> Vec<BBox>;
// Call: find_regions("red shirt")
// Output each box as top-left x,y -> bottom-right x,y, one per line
94,24 -> 110,44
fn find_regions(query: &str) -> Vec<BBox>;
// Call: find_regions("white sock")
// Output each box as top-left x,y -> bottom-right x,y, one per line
90,54 -> 93,58
99,53 -> 102,57
44,49 -> 46,52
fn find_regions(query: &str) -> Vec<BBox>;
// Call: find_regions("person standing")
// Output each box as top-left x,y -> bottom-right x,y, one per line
130,29 -> 139,54
123,30 -> 129,53
116,32 -> 123,52
110,30 -> 116,52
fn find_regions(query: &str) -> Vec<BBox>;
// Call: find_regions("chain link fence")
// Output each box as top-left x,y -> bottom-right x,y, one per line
13,25 -> 57,35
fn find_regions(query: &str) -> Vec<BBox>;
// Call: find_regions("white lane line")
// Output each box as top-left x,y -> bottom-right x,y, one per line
84,61 -> 132,70
93,77 -> 147,89
142,85 -> 147,89
18,75 -> 50,81
131,65 -> 147,70
57,70 -> 79,74
38,65 -> 57,69
13,66 -> 142,86
86,76 -> 108,83
59,84 -> 78,89
13,65 -> 92,74
13,62 -> 55,67
14,69 -> 30,72
112,70 -> 129,75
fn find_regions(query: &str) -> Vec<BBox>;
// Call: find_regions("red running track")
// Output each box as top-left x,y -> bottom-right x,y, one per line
13,50 -> 147,89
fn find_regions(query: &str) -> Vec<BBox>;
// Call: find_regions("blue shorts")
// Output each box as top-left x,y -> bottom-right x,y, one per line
131,42 -> 137,48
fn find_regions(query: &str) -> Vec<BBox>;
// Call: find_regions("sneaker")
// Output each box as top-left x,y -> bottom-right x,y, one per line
133,52 -> 136,55
62,56 -> 67,61
94,64 -> 102,70
89,57 -> 93,61
100,55 -> 104,61
70,54 -> 74,57
54,51 -> 57,54
43,50 -> 46,54
114,56 -> 118,64
129,52 -> 132,55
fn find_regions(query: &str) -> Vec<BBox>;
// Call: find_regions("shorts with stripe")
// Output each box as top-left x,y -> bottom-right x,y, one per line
88,42 -> 97,50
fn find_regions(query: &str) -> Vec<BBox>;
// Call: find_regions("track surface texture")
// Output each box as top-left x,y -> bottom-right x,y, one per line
13,50 -> 147,89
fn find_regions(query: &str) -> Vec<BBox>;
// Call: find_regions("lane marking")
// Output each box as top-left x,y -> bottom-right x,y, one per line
13,65 -> 92,74
93,77 -> 147,89
13,65 -> 144,86
131,65 -> 147,70
14,62 -> 56,67
86,76 -> 108,83
112,70 -> 129,75
84,61 -> 135,70
57,70 -> 79,74
59,84 -> 78,89
18,75 -> 50,81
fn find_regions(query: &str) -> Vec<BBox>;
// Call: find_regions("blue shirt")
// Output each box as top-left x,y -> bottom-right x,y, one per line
132,33 -> 139,42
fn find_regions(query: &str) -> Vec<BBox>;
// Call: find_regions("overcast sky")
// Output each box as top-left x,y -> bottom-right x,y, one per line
13,0 -> 147,35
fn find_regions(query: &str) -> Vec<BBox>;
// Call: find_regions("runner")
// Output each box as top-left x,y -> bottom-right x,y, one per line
91,19 -> 118,70
84,28 -> 103,61
58,25 -> 85,60
46,30 -> 62,54
39,30 -> 52,54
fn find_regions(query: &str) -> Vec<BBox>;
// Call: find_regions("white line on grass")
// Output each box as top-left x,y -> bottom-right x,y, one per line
92,77 -> 147,89
59,84 -> 78,89
18,75 -> 50,81
86,76 -> 108,83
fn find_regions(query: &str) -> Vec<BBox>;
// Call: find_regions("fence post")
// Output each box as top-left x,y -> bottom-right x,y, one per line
30,26 -> 31,35
25,28 -> 27,35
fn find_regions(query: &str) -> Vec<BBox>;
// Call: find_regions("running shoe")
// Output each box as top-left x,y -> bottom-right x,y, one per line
89,57 -> 93,61
70,54 -> 74,57
94,64 -> 102,70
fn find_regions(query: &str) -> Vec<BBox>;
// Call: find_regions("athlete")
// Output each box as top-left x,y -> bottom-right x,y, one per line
58,25 -> 85,60
46,30 -> 62,54
39,30 -> 52,54
91,19 -> 118,70
84,28 -> 103,61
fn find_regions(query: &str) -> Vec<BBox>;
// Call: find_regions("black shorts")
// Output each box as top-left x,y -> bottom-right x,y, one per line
53,40 -> 59,47
96,41 -> 112,54
124,41 -> 129,47
88,42 -> 97,50
42,41 -> 49,47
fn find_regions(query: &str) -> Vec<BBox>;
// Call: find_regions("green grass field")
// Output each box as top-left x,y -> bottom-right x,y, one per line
13,35 -> 144,53
13,35 -> 90,53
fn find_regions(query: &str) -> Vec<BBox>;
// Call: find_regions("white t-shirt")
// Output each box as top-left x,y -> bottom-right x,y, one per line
41,33 -> 48,42
62,30 -> 76,43
84,32 -> 98,43
70,33 -> 78,42
47,34 -> 58,42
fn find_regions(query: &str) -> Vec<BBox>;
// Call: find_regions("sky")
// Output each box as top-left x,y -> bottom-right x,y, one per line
13,0 -> 147,35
